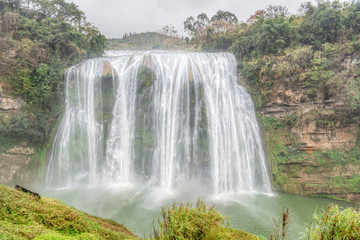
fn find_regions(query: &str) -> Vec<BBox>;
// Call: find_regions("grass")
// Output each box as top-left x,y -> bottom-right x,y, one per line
327,175 -> 360,193
0,185 -> 138,240
153,200 -> 259,240
303,204 -> 360,239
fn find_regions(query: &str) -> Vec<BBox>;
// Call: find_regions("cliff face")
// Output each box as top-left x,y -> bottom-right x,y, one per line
0,83 -> 38,186
0,144 -> 35,185
0,83 -> 24,111
247,53 -> 360,203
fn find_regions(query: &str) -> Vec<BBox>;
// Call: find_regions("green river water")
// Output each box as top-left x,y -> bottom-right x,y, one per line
40,186 -> 350,239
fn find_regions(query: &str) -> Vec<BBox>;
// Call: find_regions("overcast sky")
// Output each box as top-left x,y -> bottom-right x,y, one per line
64,0 -> 336,38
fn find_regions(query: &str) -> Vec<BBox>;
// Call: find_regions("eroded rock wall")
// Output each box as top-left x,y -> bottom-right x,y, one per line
248,55 -> 360,203
0,83 -> 36,186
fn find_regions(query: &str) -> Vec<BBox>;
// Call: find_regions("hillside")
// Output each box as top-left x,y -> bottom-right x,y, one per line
0,185 -> 138,240
107,32 -> 187,50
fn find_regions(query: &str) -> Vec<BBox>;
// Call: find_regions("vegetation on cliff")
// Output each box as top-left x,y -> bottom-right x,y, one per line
0,0 -> 106,144
186,1 -> 360,110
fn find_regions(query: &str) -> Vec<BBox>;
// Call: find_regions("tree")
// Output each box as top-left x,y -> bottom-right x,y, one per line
184,13 -> 209,37
300,1 -> 344,47
343,1 -> 360,35
194,13 -> 209,29
258,16 -> 291,55
184,16 -> 195,35
0,0 -> 22,10
210,10 -> 238,24
159,24 -> 178,37
265,5 -> 289,19
183,10 -> 238,49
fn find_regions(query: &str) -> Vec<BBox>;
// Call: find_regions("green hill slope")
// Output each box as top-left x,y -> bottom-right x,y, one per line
107,32 -> 186,50
0,185 -> 139,240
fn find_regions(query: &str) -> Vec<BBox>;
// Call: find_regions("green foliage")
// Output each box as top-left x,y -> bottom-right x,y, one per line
260,115 -> 285,130
284,113 -> 297,127
0,111 -> 49,143
183,10 -> 239,50
346,76 -> 360,110
303,204 -> 360,239
14,63 -> 57,107
285,46 -> 313,68
201,33 -> 236,51
154,200 -> 258,240
328,175 -> 360,193
0,0 -> 106,144
300,1 -> 344,47
227,0 -> 360,104
137,66 -> 155,92
0,185 -> 137,240
107,32 -> 184,50
240,59 -> 262,85
257,16 -> 291,55
210,10 -> 238,24
299,56 -> 335,99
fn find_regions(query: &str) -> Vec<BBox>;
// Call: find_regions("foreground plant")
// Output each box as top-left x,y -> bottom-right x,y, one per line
270,209 -> 290,240
303,204 -> 360,239
153,200 -> 259,240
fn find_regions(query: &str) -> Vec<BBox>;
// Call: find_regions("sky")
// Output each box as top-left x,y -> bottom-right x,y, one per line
64,0 -> 328,38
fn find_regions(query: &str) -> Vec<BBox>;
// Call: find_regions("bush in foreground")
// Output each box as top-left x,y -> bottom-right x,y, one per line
153,200 -> 259,240
303,204 -> 360,239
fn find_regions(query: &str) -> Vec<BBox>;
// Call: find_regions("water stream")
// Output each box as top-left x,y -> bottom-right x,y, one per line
46,50 -> 271,194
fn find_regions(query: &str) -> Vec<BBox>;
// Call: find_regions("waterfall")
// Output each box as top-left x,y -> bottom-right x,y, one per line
46,51 -> 271,194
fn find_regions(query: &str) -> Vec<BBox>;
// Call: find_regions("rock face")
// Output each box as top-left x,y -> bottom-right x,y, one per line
0,83 -> 25,111
0,83 -> 35,186
293,120 -> 357,150
254,55 -> 360,203
260,99 -> 360,202
0,144 -> 36,185
261,101 -> 358,150
279,162 -> 360,202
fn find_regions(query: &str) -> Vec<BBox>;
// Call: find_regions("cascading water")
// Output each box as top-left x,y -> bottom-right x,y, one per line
46,51 -> 271,194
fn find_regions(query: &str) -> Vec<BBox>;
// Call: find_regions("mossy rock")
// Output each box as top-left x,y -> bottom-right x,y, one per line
102,61 -> 113,79
137,66 -> 155,93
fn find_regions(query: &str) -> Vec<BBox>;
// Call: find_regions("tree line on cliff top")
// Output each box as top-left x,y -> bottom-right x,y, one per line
185,1 -> 360,57
183,1 -> 360,111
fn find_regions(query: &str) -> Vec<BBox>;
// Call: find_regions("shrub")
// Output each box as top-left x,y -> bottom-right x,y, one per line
261,115 -> 285,130
303,204 -> 360,239
153,200 -> 259,240
0,111 -> 49,143
154,200 -> 224,240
